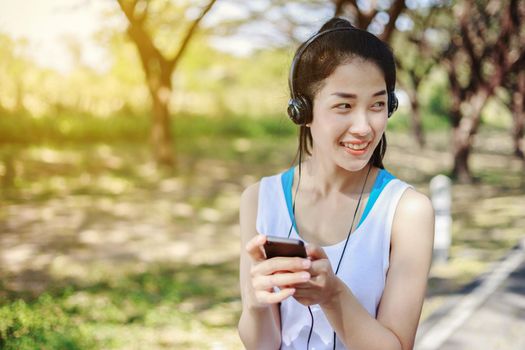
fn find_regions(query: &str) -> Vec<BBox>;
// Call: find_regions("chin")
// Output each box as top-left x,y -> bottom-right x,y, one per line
337,159 -> 372,172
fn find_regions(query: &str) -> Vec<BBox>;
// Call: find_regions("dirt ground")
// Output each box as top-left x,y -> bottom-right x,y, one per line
1,129 -> 524,349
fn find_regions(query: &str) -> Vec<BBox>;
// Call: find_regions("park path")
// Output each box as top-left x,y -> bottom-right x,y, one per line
415,239 -> 525,350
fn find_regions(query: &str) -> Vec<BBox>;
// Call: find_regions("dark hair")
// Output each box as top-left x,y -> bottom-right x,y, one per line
290,17 -> 397,169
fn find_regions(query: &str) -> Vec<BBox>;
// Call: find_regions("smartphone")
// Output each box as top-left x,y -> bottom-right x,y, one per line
263,236 -> 307,259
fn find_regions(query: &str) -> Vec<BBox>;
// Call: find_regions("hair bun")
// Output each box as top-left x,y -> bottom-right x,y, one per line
318,17 -> 355,32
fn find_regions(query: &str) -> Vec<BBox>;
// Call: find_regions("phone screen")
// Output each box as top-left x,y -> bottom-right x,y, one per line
263,236 -> 307,259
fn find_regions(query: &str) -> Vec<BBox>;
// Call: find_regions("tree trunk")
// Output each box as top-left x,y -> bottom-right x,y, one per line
452,123 -> 473,183
451,90 -> 489,183
512,96 -> 525,160
148,71 -> 175,167
334,0 -> 344,16
512,72 -> 525,159
15,81 -> 26,114
411,100 -> 425,148
2,150 -> 16,189
116,0 -> 217,169
406,86 -> 425,148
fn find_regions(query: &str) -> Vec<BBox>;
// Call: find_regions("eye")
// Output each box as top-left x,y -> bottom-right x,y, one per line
371,101 -> 386,110
334,103 -> 352,110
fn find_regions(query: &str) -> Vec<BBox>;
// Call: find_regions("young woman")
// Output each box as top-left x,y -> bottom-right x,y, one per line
238,17 -> 434,350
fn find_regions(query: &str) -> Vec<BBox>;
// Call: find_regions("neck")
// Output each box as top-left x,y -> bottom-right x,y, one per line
299,156 -> 375,197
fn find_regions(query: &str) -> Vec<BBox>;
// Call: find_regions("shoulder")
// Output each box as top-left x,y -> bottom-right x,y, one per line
391,186 -> 435,257
240,181 -> 261,209
239,181 -> 261,243
241,170 -> 285,208
396,187 -> 434,220
395,187 -> 434,220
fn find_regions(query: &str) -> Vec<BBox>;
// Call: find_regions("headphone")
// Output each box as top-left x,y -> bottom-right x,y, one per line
287,27 -> 399,125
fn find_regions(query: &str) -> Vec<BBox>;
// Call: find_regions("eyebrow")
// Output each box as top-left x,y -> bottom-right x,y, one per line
331,90 -> 387,98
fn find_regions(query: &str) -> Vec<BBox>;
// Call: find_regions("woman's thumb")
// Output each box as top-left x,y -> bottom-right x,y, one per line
306,243 -> 328,260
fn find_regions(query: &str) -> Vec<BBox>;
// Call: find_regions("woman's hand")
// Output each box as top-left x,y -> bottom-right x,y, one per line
292,244 -> 341,307
245,234 -> 313,307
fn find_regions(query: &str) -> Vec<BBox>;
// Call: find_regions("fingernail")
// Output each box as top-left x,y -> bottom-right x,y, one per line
303,260 -> 311,268
301,272 -> 310,280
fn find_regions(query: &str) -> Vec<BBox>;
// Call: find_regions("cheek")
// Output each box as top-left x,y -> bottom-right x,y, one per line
309,125 -> 329,146
371,116 -> 388,134
310,113 -> 335,137
311,122 -> 342,149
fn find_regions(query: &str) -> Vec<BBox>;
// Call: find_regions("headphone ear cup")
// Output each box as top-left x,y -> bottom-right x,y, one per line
287,95 -> 311,125
388,91 -> 398,118
287,98 -> 302,124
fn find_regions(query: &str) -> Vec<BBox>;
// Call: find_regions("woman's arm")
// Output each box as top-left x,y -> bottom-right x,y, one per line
237,182 -> 282,350
318,187 -> 435,350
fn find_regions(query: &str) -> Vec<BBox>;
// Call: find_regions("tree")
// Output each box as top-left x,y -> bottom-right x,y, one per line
115,0 -> 217,167
210,0 -> 333,48
440,0 -> 525,182
392,4 -> 446,147
0,34 -> 31,115
501,71 -> 525,159
333,0 -> 407,41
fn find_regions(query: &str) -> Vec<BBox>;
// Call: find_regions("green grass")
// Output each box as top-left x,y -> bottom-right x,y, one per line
0,261 -> 240,349
0,112 -> 149,144
0,107 -> 457,147
0,112 -> 297,145
0,294 -> 96,350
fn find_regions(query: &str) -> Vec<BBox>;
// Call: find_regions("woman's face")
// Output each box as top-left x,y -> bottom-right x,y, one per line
310,59 -> 389,171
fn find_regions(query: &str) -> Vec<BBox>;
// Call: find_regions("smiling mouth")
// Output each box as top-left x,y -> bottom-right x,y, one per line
339,142 -> 370,150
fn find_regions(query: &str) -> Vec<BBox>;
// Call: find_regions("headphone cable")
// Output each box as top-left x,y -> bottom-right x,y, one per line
287,159 -> 372,350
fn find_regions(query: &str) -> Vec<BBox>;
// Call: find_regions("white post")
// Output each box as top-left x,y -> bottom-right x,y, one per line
429,175 -> 452,263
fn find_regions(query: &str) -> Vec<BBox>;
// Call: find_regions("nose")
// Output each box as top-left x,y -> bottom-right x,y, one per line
347,109 -> 372,137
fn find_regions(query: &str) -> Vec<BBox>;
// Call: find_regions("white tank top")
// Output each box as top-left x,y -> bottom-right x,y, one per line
256,167 -> 412,349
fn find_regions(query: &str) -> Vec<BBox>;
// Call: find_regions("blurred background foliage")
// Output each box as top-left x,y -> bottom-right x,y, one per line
0,0 -> 524,349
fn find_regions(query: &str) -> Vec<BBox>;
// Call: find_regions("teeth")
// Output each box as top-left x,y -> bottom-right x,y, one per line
341,142 -> 368,150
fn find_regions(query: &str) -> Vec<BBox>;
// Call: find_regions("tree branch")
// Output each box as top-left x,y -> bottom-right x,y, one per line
380,0 -> 406,41
169,0 -> 218,71
458,1 -> 484,89
116,0 -> 164,76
